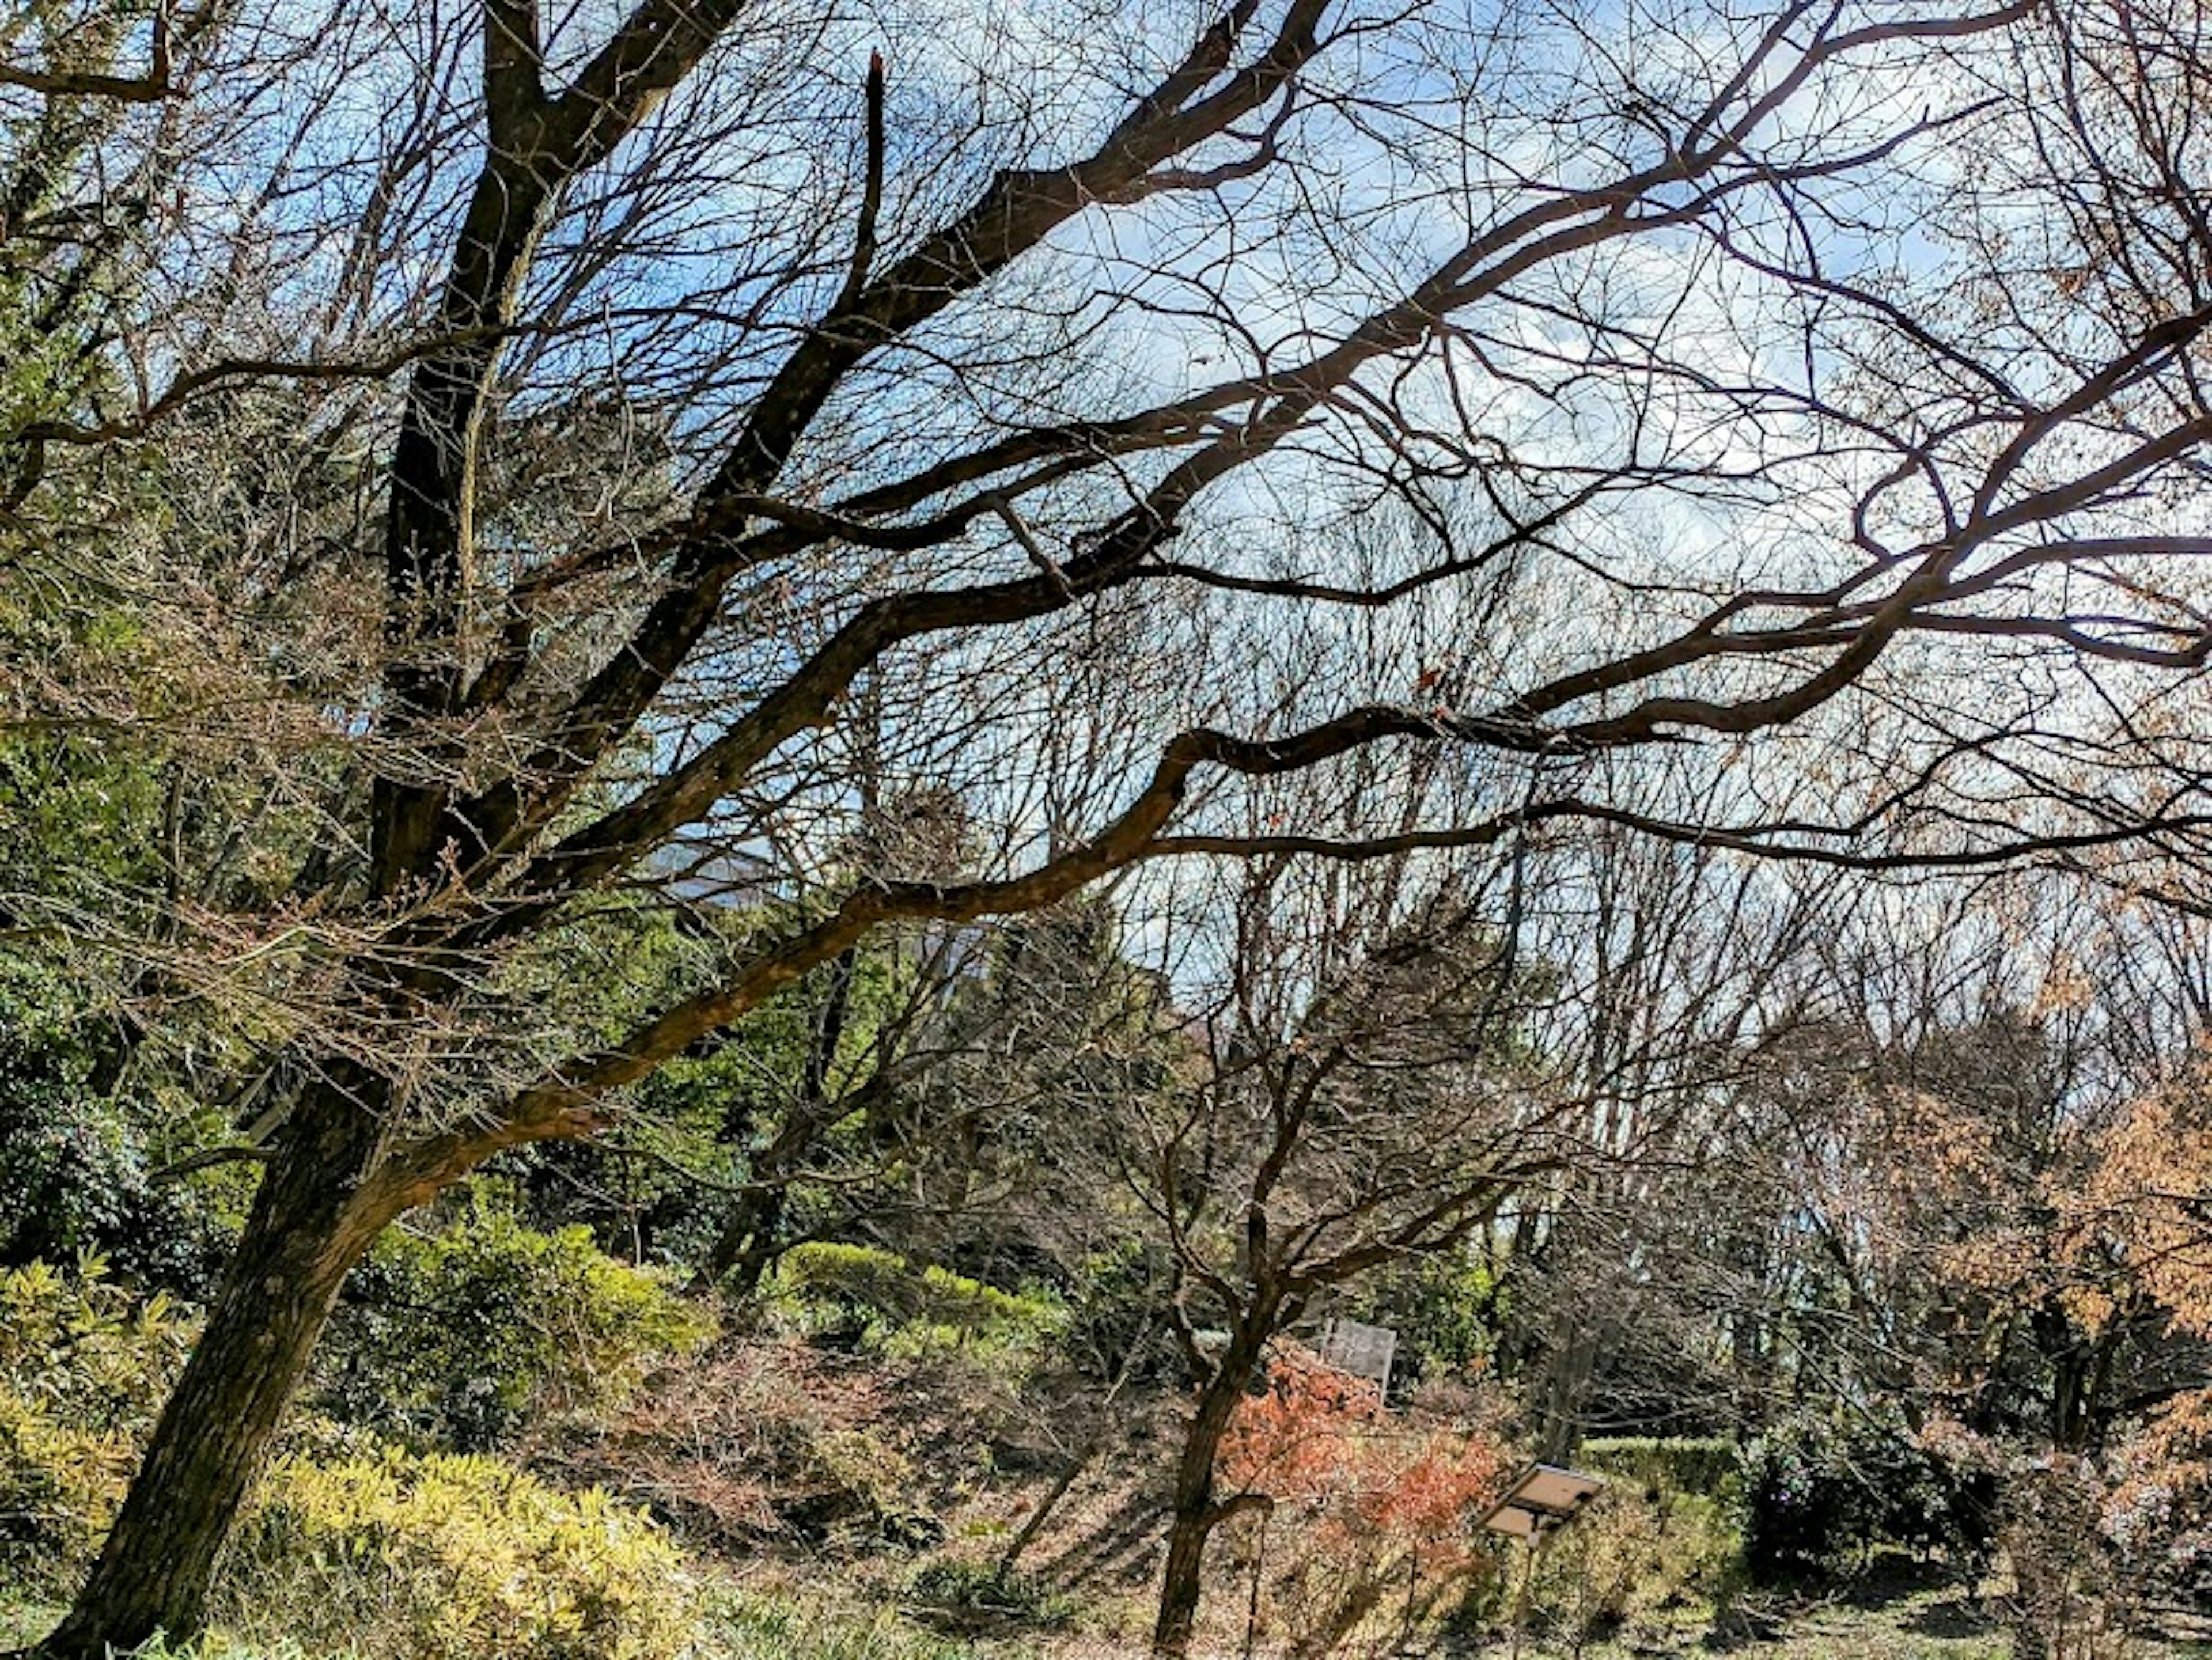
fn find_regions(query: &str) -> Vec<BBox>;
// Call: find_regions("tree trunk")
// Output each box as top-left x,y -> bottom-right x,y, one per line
997,1442 -> 1094,1584
34,1077 -> 396,1659
707,1182 -> 787,1296
1532,1317 -> 1601,1463
1154,1340 -> 1258,1658
703,946 -> 859,1294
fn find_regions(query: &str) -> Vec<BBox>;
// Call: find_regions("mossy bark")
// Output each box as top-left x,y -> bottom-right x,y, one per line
35,1077 -> 395,1659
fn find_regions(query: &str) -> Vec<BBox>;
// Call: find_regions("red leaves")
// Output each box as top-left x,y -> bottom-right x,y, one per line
1219,1345 -> 1507,1572
1221,1347 -> 1382,1504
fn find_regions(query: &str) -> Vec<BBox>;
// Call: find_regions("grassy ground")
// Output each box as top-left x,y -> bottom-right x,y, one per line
8,1562 -> 2211,1660
1554,1576 -> 2013,1660
13,1538 -> 2212,1653
1483,1566 -> 2212,1660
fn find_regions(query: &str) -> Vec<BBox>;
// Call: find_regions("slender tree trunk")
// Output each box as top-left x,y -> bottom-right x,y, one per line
1533,1317 -> 1601,1463
1154,1337 -> 1259,1658
704,946 -> 858,1293
708,1183 -> 787,1296
34,1076 -> 396,1659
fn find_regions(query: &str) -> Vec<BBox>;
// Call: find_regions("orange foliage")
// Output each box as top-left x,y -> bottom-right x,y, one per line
2065,1082 -> 2212,1338
2102,1388 -> 2212,1567
1219,1346 -> 1509,1652
1219,1345 -> 1384,1506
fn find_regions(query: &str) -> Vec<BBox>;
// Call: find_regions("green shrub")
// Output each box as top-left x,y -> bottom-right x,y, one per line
704,1586 -> 980,1660
1581,1436 -> 1744,1506
914,1265 -> 1067,1351
0,1256 -> 194,1586
1741,1409 -> 1993,1580
0,954 -> 228,1292
773,1242 -> 925,1334
767,1244 -> 1067,1370
1060,1241 -> 1172,1383
221,1446 -> 690,1660
321,1195 -> 711,1449
906,1559 -> 1074,1629
1340,1251 -> 1509,1387
804,1424 -> 939,1543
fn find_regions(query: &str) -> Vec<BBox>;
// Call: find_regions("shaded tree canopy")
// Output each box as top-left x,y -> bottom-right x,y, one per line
10,0 -> 2212,1652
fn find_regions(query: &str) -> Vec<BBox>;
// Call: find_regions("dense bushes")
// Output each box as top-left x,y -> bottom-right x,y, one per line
551,1322 -> 1017,1552
0,1253 -> 700,1660
222,1449 -> 690,1660
1338,1253 -> 1508,1389
1213,1348 -> 1510,1655
0,957 -> 229,1291
766,1242 -> 1067,1370
1058,1241 -> 1175,1384
1582,1435 -> 1743,1503
0,1257 -> 193,1587
1741,1409 -> 1994,1578
905,1559 -> 1075,1629
320,1197 -> 711,1449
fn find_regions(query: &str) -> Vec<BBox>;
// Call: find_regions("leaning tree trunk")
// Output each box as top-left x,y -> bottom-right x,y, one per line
1154,1332 -> 1263,1658
34,1075 -> 397,1660
703,946 -> 860,1294
706,1181 -> 787,1296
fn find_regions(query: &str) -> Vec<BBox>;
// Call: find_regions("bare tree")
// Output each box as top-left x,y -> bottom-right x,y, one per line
1120,805 -> 1824,1654
10,0 -> 2212,1651
1128,866 -> 1546,1656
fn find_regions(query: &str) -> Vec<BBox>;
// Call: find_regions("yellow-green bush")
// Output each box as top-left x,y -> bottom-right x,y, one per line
0,1256 -> 193,1586
1521,1484 -> 1743,1644
0,1256 -> 694,1660
767,1244 -> 1067,1369
1581,1435 -> 1743,1505
221,1446 -> 691,1660
0,1388 -> 127,1587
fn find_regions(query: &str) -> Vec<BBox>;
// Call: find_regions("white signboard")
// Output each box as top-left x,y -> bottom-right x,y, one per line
1317,1316 -> 1397,1394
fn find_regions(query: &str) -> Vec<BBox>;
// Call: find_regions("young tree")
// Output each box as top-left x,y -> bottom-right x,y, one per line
1127,817 -> 1812,1653
11,0 -> 2212,1651
1131,874 -> 1551,1655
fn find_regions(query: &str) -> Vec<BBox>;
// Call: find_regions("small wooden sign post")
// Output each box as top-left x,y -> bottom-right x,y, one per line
1477,1463 -> 1605,1660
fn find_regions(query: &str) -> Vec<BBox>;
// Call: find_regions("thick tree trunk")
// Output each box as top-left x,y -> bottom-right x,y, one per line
34,1078 -> 396,1660
1153,1339 -> 1259,1658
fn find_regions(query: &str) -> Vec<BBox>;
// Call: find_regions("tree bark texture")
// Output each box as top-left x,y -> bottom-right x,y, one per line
1153,1331 -> 1261,1658
33,1078 -> 396,1659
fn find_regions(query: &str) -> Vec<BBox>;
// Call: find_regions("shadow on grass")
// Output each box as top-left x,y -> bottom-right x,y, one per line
1902,1595 -> 1997,1640
1836,1556 -> 1960,1608
1698,1559 -> 1989,1654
